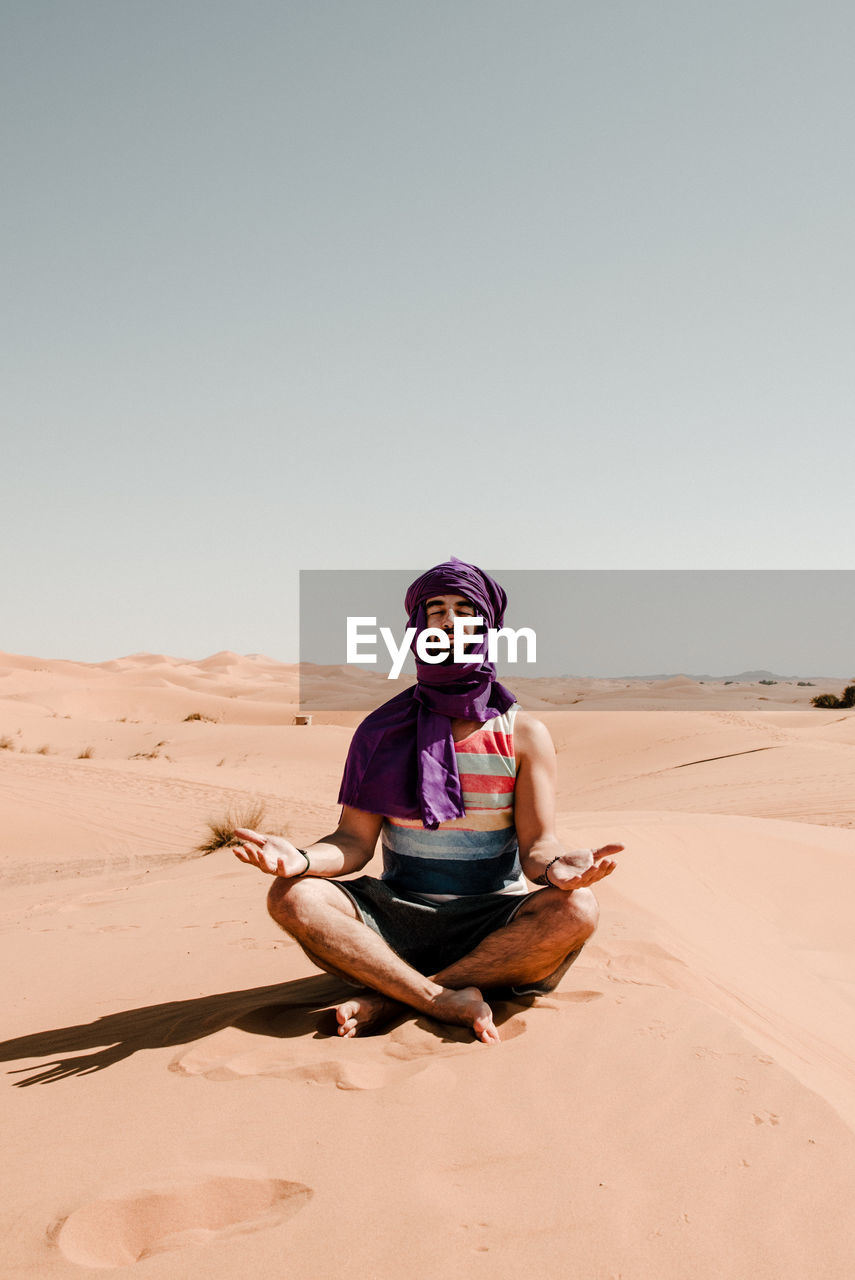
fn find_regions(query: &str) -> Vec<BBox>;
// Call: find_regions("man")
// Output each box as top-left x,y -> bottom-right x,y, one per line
233,557 -> 623,1044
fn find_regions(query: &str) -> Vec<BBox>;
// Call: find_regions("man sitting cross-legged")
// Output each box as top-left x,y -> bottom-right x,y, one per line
232,557 -> 623,1043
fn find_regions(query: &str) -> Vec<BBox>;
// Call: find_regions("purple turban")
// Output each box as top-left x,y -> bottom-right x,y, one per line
337,556 -> 516,828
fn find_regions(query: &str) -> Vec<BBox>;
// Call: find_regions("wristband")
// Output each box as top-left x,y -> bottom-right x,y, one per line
293,848 -> 311,878
543,855 -> 562,887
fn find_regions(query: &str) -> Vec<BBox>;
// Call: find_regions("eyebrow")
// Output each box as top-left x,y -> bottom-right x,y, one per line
425,597 -> 476,609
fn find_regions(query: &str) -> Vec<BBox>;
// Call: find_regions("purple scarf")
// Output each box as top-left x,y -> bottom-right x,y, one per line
337,556 -> 516,828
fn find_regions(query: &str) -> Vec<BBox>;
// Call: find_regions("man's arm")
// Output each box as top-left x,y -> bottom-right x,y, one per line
513,710 -> 623,890
232,804 -> 383,879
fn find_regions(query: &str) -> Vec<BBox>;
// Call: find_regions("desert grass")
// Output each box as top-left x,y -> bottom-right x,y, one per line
130,739 -> 168,760
197,801 -> 288,856
0,735 -> 16,751
35,744 -> 52,754
184,711 -> 217,723
77,746 -> 94,759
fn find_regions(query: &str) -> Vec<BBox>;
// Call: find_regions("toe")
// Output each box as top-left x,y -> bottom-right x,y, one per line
473,1008 -> 501,1045
336,1001 -> 357,1028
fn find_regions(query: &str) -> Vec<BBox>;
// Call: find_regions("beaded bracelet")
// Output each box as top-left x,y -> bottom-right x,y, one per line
542,855 -> 562,887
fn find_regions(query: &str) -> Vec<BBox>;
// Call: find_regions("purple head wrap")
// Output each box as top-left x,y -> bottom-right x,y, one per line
337,556 -> 516,828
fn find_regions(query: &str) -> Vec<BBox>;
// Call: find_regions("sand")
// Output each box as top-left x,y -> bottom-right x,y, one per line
2,650 -> 855,1278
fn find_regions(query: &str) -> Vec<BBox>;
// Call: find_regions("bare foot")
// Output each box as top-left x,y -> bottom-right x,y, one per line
335,985 -> 500,1044
431,986 -> 500,1045
335,991 -> 403,1039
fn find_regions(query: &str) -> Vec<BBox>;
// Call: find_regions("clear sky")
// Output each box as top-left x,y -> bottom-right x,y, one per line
3,1 -> 853,664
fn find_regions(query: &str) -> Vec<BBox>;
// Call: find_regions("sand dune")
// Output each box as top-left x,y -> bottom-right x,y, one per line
2,651 -> 855,1278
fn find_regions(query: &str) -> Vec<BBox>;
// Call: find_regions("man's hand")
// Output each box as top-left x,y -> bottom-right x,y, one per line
231,828 -> 308,878
542,844 -> 624,891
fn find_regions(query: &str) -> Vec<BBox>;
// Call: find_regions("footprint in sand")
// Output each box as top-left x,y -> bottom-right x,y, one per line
59,889 -> 131,912
170,1003 -> 531,1087
51,1172 -> 312,1268
605,944 -> 690,989
171,1029 -> 395,1090
639,1019 -> 676,1041
531,989 -> 604,1008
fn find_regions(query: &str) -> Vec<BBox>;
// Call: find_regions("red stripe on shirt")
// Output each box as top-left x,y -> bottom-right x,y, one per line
455,728 -> 514,757
457,772 -> 516,794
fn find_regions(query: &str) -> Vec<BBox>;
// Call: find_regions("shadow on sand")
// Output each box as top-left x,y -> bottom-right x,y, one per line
3,975 -> 529,1086
3,974 -> 357,1087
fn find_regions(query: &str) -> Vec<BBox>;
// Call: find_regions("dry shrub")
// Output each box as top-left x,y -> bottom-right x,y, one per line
811,693 -> 842,708
811,681 -> 855,710
77,746 -> 94,758
0,735 -> 16,750
36,744 -> 52,754
184,712 -> 217,722
197,801 -> 288,856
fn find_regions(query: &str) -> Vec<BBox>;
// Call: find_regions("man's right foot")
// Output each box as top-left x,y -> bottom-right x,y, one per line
335,991 -> 403,1038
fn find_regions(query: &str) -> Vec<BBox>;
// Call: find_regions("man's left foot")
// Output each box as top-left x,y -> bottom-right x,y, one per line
335,991 -> 403,1038
430,986 -> 501,1045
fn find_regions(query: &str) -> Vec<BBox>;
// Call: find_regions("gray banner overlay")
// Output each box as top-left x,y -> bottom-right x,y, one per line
299,570 -> 854,713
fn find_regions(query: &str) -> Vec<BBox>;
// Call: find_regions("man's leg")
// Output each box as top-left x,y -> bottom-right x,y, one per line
335,887 -> 599,1038
266,877 -> 500,1043
433,886 -> 598,990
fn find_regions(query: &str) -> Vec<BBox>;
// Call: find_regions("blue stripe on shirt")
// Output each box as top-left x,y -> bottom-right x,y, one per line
381,821 -> 523,896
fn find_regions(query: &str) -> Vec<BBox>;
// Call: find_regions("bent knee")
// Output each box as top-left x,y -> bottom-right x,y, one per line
266,875 -> 351,930
266,875 -> 320,924
552,885 -> 599,939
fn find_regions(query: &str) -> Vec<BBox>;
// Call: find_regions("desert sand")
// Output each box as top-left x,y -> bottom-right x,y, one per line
2,649 -> 855,1278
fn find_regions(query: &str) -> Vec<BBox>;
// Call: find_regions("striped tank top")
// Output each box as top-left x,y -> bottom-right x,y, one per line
380,703 -> 526,901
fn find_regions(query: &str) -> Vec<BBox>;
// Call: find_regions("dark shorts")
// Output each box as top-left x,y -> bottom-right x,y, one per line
333,875 -> 584,995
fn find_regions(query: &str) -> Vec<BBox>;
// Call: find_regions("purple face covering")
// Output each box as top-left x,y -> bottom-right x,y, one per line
337,556 -> 517,828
